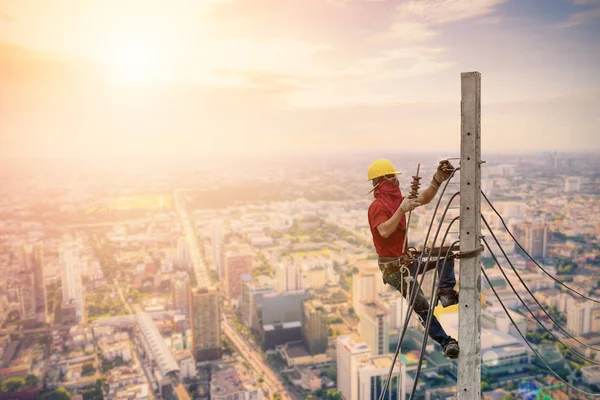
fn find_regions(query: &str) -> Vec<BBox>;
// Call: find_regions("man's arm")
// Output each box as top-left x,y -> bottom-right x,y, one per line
376,206 -> 407,239
375,198 -> 420,239
418,184 -> 439,206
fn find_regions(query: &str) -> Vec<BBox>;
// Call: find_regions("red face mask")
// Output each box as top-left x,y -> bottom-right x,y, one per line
374,179 -> 402,214
373,179 -> 407,231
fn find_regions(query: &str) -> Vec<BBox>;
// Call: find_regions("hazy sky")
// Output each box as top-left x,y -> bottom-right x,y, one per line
1,0 -> 599,158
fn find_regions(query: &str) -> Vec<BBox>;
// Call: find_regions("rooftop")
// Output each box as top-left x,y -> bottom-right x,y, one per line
360,300 -> 390,318
136,312 -> 180,377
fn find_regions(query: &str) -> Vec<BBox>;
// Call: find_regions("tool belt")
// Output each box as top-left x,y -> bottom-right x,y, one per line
378,254 -> 413,276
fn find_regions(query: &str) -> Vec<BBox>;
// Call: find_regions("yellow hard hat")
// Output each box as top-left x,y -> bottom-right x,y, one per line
367,159 -> 402,181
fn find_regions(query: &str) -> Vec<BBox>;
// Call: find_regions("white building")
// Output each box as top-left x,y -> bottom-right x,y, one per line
60,244 -> 84,323
582,365 -> 600,386
564,176 -> 581,193
357,355 -> 408,400
337,335 -> 371,400
212,219 -> 224,277
387,297 -> 410,330
352,266 -> 384,314
275,262 -> 303,293
567,302 -> 598,337
358,300 -> 389,356
176,236 -> 191,270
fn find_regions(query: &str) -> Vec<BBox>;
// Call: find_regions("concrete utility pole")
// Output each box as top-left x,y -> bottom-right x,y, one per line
457,72 -> 482,400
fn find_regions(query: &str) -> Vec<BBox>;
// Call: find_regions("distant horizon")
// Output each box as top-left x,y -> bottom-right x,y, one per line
2,147 -> 599,161
2,0 -> 599,159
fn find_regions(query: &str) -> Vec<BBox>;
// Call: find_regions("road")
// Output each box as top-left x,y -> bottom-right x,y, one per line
221,319 -> 295,400
173,187 -> 210,286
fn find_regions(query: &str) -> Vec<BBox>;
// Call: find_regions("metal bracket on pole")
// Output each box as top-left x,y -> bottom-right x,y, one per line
457,72 -> 482,400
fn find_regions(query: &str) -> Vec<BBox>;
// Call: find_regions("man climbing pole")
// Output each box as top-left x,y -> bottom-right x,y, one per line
367,159 -> 460,359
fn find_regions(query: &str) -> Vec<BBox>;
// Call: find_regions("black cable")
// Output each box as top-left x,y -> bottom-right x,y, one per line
482,215 -> 600,354
481,191 -> 600,304
409,239 -> 460,400
378,168 -> 460,400
382,192 -> 459,397
481,266 -> 600,397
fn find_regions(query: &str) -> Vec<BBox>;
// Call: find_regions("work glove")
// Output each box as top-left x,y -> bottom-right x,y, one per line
400,197 -> 421,212
431,160 -> 455,188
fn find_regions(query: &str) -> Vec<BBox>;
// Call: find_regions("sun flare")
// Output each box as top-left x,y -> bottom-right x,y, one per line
107,41 -> 163,83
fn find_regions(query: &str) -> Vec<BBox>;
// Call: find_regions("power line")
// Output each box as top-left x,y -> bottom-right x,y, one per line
481,266 -> 600,397
480,226 -> 600,362
481,191 -> 600,304
481,214 -> 600,353
409,240 -> 460,400
379,169 -> 460,400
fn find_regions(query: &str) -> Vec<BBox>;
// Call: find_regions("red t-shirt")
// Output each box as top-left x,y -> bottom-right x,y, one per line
368,198 -> 407,257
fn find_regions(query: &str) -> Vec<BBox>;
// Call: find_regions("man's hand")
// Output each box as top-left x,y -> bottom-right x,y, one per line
400,198 -> 421,212
431,160 -> 455,188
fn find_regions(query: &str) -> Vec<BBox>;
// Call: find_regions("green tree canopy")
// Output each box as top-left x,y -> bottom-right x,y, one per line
40,387 -> 71,400
1,377 -> 25,393
25,374 -> 40,388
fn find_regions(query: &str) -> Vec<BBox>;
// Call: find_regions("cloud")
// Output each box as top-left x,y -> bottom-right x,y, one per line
571,0 -> 600,5
378,0 -> 507,41
0,12 -> 14,22
557,6 -> 600,27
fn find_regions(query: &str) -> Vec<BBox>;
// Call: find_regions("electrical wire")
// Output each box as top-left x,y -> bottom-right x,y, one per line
408,239 -> 460,400
481,191 -> 600,304
481,266 -> 600,397
380,191 -> 459,400
378,168 -> 460,400
481,215 -> 600,353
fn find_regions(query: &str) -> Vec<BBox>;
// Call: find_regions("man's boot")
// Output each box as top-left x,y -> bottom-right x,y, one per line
443,339 -> 460,359
438,289 -> 459,308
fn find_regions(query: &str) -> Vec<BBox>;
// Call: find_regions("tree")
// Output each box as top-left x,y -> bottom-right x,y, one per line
326,389 -> 342,400
2,377 -> 25,393
40,387 -> 71,400
82,362 -> 96,376
325,365 -> 337,383
25,374 -> 40,388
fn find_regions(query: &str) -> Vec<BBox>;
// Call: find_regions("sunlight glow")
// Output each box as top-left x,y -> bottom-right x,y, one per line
107,41 -> 163,83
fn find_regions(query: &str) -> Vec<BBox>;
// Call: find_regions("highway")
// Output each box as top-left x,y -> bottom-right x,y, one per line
173,187 -> 210,287
222,318 -> 294,400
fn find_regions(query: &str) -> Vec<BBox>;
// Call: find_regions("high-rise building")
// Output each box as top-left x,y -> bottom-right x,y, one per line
240,276 -> 275,331
357,355 -> 406,400
18,272 -> 36,326
302,299 -> 328,355
359,300 -> 390,356
176,236 -> 191,270
212,219 -> 224,277
20,244 -> 46,324
261,289 -> 307,326
171,273 -> 190,316
592,308 -> 600,334
517,222 -> 548,260
302,266 -> 328,289
352,266 -> 384,314
337,335 -> 371,400
225,249 -> 253,304
190,287 -> 221,362
275,262 -> 303,293
388,297 -> 409,330
567,302 -> 597,337
564,176 -> 581,193
60,244 -> 84,323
